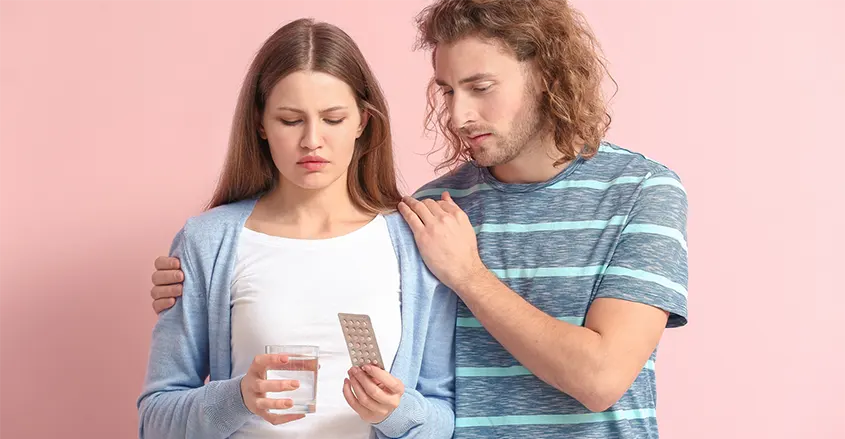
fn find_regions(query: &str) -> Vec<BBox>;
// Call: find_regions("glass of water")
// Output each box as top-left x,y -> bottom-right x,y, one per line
264,345 -> 319,414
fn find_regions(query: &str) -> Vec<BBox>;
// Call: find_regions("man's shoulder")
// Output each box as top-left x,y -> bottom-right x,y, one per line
588,141 -> 682,182
412,162 -> 484,199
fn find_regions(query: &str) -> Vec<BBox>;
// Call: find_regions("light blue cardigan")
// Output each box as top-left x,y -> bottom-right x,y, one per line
137,198 -> 457,438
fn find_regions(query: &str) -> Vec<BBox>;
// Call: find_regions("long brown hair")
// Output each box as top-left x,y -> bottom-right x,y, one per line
208,18 -> 401,212
415,0 -> 614,171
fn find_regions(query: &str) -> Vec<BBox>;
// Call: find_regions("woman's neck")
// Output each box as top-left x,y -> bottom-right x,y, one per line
249,177 -> 375,239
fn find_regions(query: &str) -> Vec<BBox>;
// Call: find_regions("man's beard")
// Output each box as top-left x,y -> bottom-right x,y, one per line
468,93 -> 544,167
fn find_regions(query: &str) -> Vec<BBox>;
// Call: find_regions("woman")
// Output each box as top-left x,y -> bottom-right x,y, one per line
137,18 -> 456,439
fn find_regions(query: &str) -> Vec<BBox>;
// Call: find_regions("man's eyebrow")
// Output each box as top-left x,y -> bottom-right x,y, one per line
435,73 -> 495,87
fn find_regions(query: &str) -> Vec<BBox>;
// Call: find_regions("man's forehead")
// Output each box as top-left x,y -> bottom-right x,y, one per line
435,37 -> 501,62
433,38 -> 521,85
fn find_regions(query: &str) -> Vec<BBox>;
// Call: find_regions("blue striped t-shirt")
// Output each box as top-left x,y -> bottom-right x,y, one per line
414,142 -> 689,439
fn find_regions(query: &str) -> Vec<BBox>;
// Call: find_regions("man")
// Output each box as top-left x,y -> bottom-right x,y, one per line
150,1 -> 688,437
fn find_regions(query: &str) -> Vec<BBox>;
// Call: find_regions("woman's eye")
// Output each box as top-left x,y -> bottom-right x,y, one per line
280,117 -> 345,126
442,89 -> 454,96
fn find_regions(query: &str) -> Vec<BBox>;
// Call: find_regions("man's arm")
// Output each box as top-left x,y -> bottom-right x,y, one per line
450,271 -> 667,412
151,256 -> 184,313
398,173 -> 688,412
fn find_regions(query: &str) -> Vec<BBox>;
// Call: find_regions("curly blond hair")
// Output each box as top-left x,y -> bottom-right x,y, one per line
415,0 -> 614,170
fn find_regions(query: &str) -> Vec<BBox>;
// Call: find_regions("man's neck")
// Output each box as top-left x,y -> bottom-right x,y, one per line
489,139 -> 581,184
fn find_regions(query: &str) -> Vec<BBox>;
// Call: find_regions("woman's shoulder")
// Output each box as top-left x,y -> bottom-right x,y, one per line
382,212 -> 442,289
382,211 -> 418,261
382,211 -> 412,238
169,198 -> 257,262
180,198 -> 257,237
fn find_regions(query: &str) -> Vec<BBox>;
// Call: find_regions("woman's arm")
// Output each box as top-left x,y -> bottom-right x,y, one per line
137,227 -> 254,439
373,282 -> 457,439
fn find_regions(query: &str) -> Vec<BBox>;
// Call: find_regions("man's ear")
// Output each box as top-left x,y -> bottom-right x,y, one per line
524,59 -> 545,96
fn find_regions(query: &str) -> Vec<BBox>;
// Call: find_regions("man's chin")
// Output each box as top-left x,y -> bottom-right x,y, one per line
469,146 -> 494,166
471,149 -> 510,168
473,158 -> 496,167
470,153 -> 490,167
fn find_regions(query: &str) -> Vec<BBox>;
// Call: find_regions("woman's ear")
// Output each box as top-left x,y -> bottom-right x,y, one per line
256,108 -> 267,139
356,110 -> 370,139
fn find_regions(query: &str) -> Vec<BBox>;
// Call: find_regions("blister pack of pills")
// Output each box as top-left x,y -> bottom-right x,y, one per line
337,313 -> 384,369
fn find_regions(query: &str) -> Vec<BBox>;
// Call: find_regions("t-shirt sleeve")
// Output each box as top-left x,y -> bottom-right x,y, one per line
594,171 -> 689,327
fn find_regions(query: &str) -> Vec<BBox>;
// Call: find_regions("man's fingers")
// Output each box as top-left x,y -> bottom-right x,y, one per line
152,298 -> 175,314
398,201 -> 425,234
402,196 -> 435,225
422,198 -> 446,216
437,199 -> 456,213
154,256 -> 180,270
438,192 -> 461,213
151,269 -> 184,286
151,284 -> 183,300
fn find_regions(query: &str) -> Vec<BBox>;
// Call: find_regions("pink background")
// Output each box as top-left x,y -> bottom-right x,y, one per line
2,0 -> 843,437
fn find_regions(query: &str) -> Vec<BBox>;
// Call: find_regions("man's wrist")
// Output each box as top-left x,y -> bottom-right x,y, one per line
451,261 -> 495,299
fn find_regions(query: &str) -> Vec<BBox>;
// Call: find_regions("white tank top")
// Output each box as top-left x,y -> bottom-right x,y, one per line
229,214 -> 402,438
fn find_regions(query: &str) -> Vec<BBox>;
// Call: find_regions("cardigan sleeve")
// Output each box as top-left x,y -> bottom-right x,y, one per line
373,216 -> 457,438
373,281 -> 457,439
137,225 -> 255,438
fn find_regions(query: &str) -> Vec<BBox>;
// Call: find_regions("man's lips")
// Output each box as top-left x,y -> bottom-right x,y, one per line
466,133 -> 491,146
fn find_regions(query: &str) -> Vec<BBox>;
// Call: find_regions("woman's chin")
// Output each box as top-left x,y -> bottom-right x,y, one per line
285,173 -> 341,192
